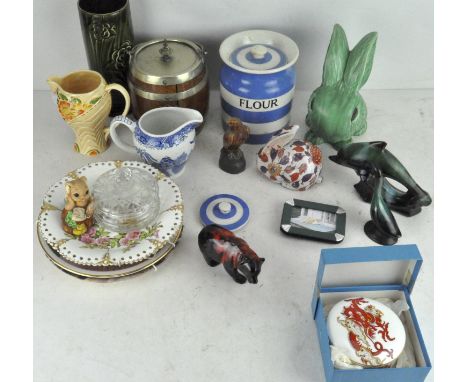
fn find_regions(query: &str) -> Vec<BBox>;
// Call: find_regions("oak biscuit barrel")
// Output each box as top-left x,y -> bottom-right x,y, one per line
128,38 -> 209,133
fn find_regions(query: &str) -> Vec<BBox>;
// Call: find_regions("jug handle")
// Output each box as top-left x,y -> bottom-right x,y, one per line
105,83 -> 131,116
109,115 -> 136,153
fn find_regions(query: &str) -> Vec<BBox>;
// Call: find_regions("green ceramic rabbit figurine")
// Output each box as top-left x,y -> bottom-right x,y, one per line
306,24 -> 378,149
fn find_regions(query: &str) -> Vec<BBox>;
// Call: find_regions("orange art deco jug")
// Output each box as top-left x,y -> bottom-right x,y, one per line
47,70 -> 130,156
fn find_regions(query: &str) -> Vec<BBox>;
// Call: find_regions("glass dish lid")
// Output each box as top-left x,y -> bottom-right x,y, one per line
93,167 -> 160,233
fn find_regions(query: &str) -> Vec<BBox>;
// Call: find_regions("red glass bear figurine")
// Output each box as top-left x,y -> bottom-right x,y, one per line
198,224 -> 265,284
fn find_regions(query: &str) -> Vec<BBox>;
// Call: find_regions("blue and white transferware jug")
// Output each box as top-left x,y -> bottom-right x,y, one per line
109,107 -> 203,177
219,30 -> 299,144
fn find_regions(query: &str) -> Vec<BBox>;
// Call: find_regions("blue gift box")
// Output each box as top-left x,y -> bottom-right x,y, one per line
312,244 -> 432,382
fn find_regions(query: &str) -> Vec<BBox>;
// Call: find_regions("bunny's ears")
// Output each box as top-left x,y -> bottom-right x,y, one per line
322,24 -> 378,92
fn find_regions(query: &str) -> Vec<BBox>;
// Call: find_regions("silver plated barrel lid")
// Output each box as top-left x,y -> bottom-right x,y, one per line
219,30 -> 299,75
129,38 -> 206,85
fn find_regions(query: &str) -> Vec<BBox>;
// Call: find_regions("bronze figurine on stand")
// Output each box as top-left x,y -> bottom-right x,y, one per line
219,118 -> 250,174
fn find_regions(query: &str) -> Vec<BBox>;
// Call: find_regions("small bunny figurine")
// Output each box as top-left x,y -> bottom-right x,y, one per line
305,24 -> 378,149
61,176 -> 95,236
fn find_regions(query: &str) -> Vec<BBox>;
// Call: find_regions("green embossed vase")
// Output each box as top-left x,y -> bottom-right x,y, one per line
78,0 -> 134,116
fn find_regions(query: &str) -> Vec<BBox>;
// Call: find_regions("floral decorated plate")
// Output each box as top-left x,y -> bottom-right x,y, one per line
37,161 -> 183,270
36,224 -> 182,280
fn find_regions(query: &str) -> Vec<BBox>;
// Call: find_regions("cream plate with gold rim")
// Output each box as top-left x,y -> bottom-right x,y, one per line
36,224 -> 182,280
38,161 -> 183,268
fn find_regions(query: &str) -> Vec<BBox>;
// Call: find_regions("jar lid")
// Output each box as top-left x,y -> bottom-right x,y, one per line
219,30 -> 299,74
199,194 -> 249,231
130,38 -> 205,85
327,297 -> 406,368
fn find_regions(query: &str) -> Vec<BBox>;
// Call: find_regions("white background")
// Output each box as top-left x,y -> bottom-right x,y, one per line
27,1 -> 440,382
33,89 -> 434,381
5,0 -> 463,381
33,0 -> 433,91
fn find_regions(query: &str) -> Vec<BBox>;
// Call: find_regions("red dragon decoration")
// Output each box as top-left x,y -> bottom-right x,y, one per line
338,297 -> 396,366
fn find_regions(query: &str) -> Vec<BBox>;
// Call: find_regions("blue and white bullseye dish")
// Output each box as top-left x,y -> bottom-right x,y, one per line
200,194 -> 250,231
219,30 -> 299,144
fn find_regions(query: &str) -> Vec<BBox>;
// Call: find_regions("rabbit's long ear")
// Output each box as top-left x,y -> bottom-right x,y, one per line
343,31 -> 377,91
322,24 -> 349,86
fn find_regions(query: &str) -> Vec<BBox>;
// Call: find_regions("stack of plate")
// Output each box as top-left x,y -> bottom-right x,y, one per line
36,161 -> 184,280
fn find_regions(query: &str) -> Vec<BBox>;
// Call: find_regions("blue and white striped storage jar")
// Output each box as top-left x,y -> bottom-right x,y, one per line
219,30 -> 299,144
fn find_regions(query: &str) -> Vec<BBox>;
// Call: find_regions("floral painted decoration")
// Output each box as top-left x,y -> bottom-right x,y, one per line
136,148 -> 188,176
78,225 -> 159,253
134,123 -> 197,150
56,92 -> 102,121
